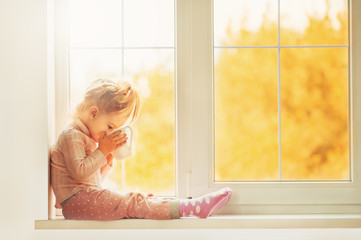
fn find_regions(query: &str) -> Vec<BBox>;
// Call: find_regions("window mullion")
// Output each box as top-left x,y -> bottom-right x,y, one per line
187,0 -> 214,197
277,0 -> 282,181
176,0 -> 194,199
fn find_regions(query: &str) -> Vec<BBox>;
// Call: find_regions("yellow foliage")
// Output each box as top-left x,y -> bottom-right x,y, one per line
215,8 -> 349,181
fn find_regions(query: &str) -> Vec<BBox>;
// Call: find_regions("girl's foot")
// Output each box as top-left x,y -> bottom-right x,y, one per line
178,187 -> 232,218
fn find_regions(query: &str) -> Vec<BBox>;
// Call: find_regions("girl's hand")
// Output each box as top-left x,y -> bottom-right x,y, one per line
106,153 -> 114,167
98,131 -> 127,156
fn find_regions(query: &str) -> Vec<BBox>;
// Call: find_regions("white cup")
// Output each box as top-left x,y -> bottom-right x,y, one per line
108,126 -> 133,160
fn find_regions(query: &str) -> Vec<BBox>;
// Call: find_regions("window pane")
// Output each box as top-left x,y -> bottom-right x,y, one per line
214,0 -> 278,46
280,47 -> 349,180
280,0 -> 348,45
108,49 -> 175,195
124,0 -> 174,47
123,49 -> 174,79
214,48 -> 279,181
69,49 -> 122,111
69,0 -> 122,47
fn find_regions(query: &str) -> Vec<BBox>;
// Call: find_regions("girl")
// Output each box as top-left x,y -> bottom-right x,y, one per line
50,79 -> 232,220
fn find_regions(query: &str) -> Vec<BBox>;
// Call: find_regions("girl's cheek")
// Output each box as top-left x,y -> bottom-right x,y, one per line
100,131 -> 107,138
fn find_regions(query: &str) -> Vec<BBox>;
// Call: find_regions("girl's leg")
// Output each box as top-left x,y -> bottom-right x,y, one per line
62,187 -> 232,220
62,188 -> 178,220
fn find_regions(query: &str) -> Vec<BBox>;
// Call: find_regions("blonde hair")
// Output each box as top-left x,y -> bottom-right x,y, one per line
76,79 -> 140,124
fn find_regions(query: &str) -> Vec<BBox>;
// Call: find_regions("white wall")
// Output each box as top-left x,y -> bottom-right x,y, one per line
0,0 -> 48,239
0,0 -> 361,239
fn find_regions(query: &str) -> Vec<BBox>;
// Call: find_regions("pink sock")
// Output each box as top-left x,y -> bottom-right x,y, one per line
178,187 -> 232,218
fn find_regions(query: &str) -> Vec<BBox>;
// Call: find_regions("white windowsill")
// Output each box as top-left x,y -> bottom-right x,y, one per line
35,214 -> 361,229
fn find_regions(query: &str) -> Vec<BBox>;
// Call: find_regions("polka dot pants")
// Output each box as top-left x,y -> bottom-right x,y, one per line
62,188 -> 179,220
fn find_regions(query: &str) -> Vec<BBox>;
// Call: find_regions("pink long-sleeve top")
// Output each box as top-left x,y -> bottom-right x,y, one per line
50,119 -> 110,208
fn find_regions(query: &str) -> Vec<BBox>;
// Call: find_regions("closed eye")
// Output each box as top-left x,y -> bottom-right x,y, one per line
108,125 -> 113,130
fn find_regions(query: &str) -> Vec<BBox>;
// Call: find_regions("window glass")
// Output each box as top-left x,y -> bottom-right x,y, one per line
214,0 -> 278,46
214,0 -> 349,182
124,0 -> 174,47
280,0 -> 348,45
69,0 -> 122,47
281,47 -> 349,180
214,48 -> 279,181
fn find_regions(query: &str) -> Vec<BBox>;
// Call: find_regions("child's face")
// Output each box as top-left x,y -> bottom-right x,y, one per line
87,107 -> 130,143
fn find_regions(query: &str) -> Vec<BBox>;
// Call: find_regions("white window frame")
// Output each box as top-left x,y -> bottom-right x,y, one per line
49,0 -> 361,219
182,0 -> 361,214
